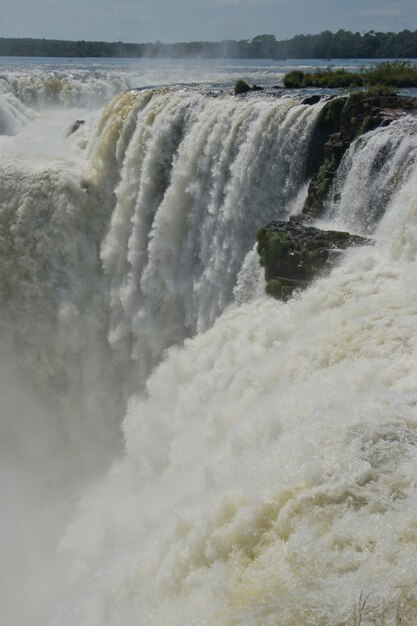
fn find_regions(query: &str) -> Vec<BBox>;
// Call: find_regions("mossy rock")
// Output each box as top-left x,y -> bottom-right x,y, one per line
265,277 -> 309,301
234,80 -> 251,94
257,219 -> 369,300
303,93 -> 417,218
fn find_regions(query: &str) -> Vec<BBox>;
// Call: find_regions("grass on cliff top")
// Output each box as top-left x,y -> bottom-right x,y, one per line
283,60 -> 417,89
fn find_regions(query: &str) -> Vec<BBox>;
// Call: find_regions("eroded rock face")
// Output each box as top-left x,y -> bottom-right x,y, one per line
303,94 -> 417,217
257,217 -> 369,300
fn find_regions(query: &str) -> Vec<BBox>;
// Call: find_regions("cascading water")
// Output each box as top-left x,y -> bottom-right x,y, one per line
1,86 -> 323,396
93,89 -> 321,379
55,130 -> 417,626
0,77 -> 32,134
1,70 -> 131,109
1,61 -> 417,626
322,115 -> 417,235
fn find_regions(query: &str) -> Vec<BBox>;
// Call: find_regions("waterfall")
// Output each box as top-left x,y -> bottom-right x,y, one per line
0,87 -> 323,626
92,90 -> 322,378
0,89 -> 324,396
55,137 -> 417,626
322,115 -> 417,234
2,72 -> 417,626
0,77 -> 32,134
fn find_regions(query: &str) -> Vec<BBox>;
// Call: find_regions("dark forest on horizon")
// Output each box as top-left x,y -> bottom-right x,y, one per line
1,30 -> 417,59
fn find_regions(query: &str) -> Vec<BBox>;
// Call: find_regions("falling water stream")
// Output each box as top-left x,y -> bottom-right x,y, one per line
1,60 -> 417,626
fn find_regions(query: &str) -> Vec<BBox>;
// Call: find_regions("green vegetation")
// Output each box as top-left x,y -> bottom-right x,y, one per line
0,35 -> 285,59
234,80 -> 263,94
256,221 -> 368,301
1,29 -> 417,59
265,277 -> 305,300
256,227 -> 292,281
314,162 -> 333,196
356,83 -> 394,96
284,61 -> 417,89
283,70 -> 305,88
366,60 -> 417,86
284,68 -> 362,88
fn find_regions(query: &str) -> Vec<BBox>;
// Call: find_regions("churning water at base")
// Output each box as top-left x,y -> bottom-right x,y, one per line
54,167 -> 417,626
1,60 -> 417,626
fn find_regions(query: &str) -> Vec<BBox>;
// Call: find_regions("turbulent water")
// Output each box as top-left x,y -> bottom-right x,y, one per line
1,59 -> 417,626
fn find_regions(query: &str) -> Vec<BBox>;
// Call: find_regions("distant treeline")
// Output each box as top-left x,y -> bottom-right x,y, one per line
1,30 -> 417,59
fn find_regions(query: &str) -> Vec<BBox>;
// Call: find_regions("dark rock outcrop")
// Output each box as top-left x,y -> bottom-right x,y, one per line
303,93 -> 417,217
234,80 -> 264,95
301,94 -> 325,106
67,119 -> 85,136
257,217 -> 369,300
234,80 -> 251,94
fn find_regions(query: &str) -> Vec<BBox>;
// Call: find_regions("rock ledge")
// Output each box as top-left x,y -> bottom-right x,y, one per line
257,218 -> 369,300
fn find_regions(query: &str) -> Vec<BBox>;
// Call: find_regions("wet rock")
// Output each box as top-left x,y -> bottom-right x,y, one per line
301,94 -> 325,106
303,94 -> 417,217
67,119 -> 85,136
234,80 -> 251,94
234,80 -> 264,94
257,218 -> 369,301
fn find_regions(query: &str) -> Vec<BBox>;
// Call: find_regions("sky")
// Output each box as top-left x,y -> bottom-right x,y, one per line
1,0 -> 417,43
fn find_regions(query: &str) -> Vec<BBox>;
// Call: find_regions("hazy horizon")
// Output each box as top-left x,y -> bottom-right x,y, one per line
2,0 -> 417,45
2,28 -> 417,47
